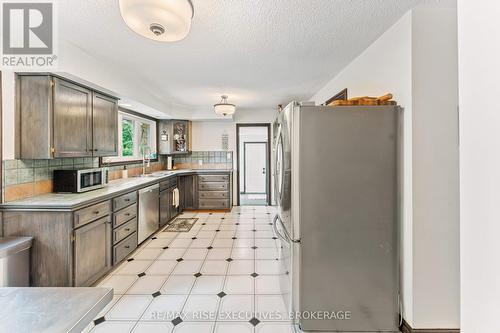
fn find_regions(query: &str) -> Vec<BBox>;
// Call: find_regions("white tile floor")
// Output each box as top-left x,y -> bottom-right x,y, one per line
85,206 -> 295,333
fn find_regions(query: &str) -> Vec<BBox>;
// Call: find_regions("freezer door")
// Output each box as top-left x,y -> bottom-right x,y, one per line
296,106 -> 400,332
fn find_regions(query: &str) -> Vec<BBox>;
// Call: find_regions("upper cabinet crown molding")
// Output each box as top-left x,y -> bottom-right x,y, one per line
17,74 -> 119,159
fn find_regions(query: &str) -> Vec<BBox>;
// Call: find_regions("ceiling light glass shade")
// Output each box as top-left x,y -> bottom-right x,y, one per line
119,0 -> 194,42
214,95 -> 236,116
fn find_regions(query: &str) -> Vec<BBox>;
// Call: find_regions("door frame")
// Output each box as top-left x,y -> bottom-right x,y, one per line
236,123 -> 272,206
242,141 -> 268,194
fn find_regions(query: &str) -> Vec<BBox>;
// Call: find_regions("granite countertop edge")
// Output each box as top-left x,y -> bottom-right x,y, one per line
0,169 -> 233,211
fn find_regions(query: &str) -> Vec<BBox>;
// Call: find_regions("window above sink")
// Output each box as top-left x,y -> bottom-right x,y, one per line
102,109 -> 158,165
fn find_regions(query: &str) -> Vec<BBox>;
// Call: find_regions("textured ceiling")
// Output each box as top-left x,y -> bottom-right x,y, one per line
57,0 -> 453,119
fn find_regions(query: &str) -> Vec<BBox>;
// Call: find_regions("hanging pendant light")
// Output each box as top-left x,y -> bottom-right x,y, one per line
214,95 -> 236,116
119,0 -> 194,42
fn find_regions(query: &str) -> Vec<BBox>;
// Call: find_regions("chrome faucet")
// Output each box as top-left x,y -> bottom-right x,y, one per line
142,146 -> 152,175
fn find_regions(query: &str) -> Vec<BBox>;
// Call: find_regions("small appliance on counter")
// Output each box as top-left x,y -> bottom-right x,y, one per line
53,167 -> 109,193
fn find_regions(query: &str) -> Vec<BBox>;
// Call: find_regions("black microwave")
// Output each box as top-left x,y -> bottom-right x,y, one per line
53,167 -> 109,193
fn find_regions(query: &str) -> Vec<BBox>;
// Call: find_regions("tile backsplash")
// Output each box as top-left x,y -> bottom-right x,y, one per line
173,151 -> 233,170
1,152 -> 232,202
2,157 -> 100,202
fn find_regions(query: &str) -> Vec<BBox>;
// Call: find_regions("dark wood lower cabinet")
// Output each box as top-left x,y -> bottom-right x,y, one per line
0,172 -> 232,287
160,186 -> 180,226
160,189 -> 171,226
73,215 -> 111,287
2,211 -> 74,287
179,175 -> 197,210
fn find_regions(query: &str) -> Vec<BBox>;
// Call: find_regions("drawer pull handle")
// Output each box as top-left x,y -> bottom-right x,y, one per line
124,245 -> 130,249
93,211 -> 100,214
125,213 -> 131,216
124,198 -> 130,202
124,228 -> 130,232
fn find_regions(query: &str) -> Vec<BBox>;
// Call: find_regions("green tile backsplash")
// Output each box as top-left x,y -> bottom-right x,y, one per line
2,157 -> 99,187
173,151 -> 233,169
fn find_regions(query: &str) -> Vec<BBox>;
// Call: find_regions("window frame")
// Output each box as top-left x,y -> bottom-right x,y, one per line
101,108 -> 159,166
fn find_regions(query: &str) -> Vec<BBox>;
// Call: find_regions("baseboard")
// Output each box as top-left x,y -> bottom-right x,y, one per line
400,319 -> 460,333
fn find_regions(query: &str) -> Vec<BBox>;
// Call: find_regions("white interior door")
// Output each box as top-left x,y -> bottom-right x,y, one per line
244,142 -> 267,193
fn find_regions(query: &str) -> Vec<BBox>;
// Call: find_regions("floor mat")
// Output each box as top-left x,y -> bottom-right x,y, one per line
163,217 -> 198,232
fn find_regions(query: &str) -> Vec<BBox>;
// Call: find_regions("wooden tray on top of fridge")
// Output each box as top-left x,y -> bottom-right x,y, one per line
328,93 -> 397,106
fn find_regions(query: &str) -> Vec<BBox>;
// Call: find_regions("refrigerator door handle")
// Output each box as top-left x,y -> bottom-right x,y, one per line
274,214 -> 301,244
273,214 -> 289,244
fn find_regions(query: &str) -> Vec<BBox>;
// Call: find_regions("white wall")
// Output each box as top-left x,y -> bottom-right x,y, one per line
312,12 -> 415,325
411,8 -> 460,328
312,7 -> 459,329
458,1 -> 500,332
191,121 -> 236,152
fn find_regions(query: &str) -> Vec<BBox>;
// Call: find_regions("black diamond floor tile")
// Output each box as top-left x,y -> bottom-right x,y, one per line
93,316 -> 105,326
171,317 -> 183,326
249,317 -> 261,326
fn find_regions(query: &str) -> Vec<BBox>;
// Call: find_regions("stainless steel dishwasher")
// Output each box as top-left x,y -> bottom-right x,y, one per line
138,184 -> 160,244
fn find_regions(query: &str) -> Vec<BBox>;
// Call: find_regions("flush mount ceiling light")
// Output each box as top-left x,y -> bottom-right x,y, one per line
119,0 -> 194,42
214,95 -> 236,116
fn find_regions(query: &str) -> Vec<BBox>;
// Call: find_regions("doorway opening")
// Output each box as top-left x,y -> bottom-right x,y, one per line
236,124 -> 271,206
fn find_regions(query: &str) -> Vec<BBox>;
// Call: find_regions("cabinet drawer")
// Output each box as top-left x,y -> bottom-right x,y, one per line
198,175 -> 230,183
113,232 -> 137,265
74,200 -> 111,229
113,191 -> 137,212
198,191 -> 229,199
198,199 -> 230,209
113,203 -> 137,228
198,182 -> 228,191
113,218 -> 137,245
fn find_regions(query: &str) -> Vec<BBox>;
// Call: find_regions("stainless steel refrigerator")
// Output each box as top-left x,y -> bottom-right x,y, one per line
272,102 -> 401,332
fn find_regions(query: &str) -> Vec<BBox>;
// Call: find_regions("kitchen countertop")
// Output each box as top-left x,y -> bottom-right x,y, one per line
0,169 -> 233,211
0,287 -> 113,333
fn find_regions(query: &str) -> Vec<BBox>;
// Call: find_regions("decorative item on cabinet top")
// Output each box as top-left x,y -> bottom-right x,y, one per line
16,74 -> 119,159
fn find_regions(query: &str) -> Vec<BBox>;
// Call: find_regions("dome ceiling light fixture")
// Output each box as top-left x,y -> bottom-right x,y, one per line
214,95 -> 236,116
119,0 -> 194,42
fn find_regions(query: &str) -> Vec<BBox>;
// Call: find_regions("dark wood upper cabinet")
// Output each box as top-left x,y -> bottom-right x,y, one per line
158,119 -> 192,155
92,92 -> 118,157
53,78 -> 93,158
17,74 -> 118,159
